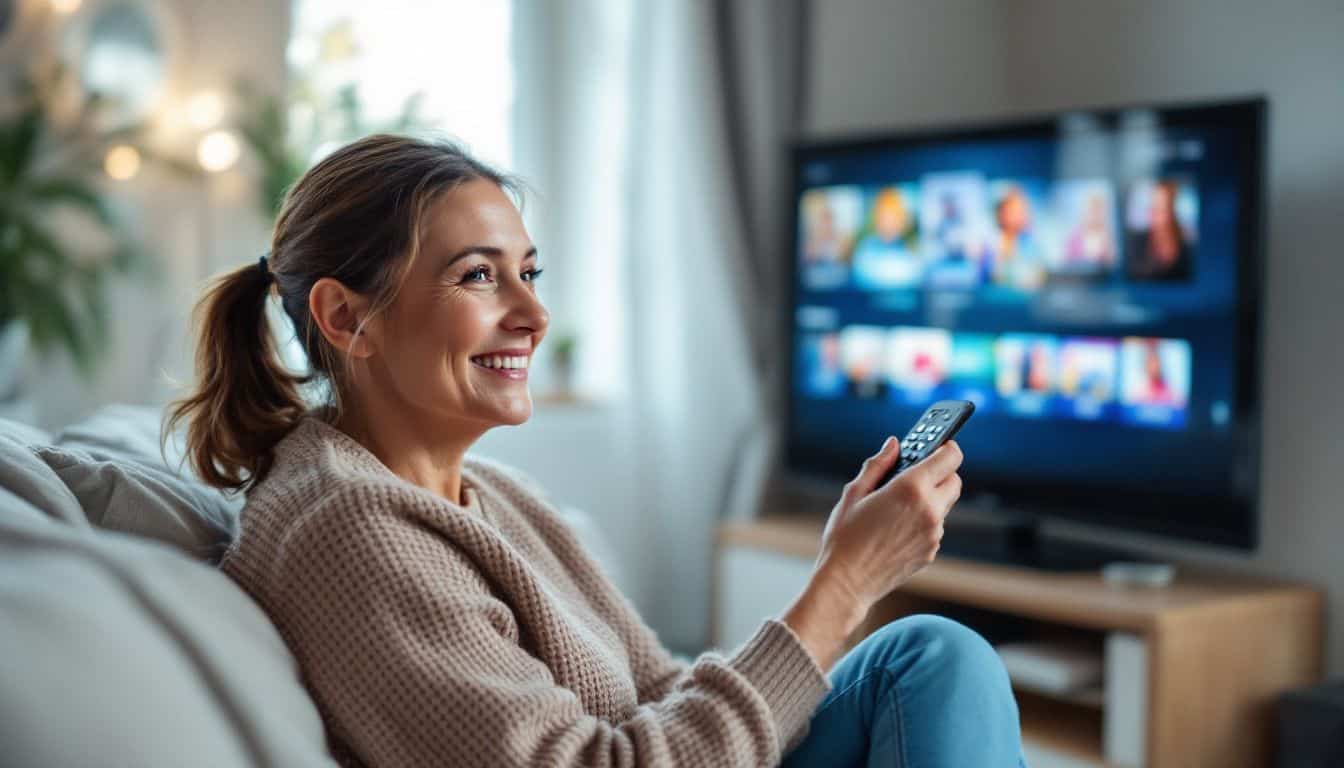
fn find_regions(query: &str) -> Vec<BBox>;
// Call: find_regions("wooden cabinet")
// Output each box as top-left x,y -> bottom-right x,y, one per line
715,517 -> 1324,768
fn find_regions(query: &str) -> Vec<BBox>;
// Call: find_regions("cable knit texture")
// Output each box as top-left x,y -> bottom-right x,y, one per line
220,415 -> 831,767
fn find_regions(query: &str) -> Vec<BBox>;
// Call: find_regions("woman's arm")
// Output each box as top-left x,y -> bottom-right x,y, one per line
270,505 -> 829,768
625,615 -> 691,705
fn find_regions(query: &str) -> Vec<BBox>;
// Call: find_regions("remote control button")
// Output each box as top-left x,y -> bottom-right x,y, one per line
914,425 -> 925,433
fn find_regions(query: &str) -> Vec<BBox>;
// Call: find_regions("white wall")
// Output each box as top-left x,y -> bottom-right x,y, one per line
808,0 -> 1011,134
808,0 -> 1344,676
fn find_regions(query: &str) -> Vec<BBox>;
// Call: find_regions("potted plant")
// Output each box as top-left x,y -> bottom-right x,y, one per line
0,64 -> 155,395
549,332 -> 578,396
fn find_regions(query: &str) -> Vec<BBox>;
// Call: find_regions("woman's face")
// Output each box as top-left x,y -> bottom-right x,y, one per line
874,193 -> 909,241
1149,184 -> 1175,228
367,179 -> 549,430
999,190 -> 1030,234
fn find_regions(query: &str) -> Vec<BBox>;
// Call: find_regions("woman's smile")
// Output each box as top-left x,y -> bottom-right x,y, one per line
469,348 -> 532,380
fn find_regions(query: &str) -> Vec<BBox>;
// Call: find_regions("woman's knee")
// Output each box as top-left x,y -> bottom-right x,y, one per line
865,614 -> 1012,690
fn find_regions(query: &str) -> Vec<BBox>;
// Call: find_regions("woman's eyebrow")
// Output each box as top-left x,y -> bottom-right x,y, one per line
444,245 -> 539,266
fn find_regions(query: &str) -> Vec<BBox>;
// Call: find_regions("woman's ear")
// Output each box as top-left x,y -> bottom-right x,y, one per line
308,277 -> 379,359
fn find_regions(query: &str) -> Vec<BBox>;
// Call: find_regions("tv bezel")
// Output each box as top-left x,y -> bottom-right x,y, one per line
781,96 -> 1267,552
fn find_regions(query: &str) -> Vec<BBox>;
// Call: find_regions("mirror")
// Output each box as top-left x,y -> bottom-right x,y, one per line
67,1 -> 170,127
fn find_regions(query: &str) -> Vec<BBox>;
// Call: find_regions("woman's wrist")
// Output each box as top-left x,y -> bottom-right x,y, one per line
779,565 -> 869,673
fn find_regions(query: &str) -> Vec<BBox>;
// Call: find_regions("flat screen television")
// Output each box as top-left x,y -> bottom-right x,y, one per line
784,97 -> 1266,564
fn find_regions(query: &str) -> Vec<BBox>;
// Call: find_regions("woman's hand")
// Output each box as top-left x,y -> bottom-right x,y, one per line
781,437 -> 963,671
817,436 -> 963,608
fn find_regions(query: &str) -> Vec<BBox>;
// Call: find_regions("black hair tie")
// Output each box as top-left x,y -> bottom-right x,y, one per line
257,254 -> 273,286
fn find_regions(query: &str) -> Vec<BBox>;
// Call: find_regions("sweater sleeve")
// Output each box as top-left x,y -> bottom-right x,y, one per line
634,645 -> 690,705
271,505 -> 830,768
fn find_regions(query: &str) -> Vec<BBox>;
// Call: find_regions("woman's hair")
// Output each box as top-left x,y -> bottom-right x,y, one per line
165,134 -> 517,493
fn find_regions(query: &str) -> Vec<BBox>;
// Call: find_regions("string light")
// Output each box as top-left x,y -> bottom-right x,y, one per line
104,145 -> 141,181
197,130 -> 241,173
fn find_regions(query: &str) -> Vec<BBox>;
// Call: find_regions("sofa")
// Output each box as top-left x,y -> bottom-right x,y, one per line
0,405 -> 620,767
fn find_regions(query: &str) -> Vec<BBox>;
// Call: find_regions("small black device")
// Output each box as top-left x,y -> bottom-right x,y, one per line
1277,680 -> 1344,767
881,399 -> 975,484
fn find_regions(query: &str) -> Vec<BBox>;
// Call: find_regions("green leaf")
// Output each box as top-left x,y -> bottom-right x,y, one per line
0,106 -> 43,184
75,266 -> 111,350
26,176 -> 114,226
12,272 -> 91,373
12,214 -> 72,272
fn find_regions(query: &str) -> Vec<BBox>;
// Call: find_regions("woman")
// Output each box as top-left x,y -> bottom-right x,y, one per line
169,135 -> 1025,767
988,184 -> 1045,291
850,186 -> 921,290
1064,191 -> 1116,268
1126,180 -> 1192,281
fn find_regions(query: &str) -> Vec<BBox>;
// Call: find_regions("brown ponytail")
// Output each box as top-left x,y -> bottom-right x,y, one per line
165,133 -> 516,493
165,260 -> 309,492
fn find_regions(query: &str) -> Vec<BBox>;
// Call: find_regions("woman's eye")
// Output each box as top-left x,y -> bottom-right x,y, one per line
462,265 -> 543,284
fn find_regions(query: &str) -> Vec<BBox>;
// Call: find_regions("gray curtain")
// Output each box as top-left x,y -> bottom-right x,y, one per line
711,0 -> 812,519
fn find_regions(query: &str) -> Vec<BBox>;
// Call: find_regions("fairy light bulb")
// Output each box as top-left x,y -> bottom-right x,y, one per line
104,145 -> 141,181
197,130 -> 241,173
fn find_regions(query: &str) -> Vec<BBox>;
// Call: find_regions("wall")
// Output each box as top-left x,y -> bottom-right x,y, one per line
808,0 -> 1011,134
808,0 -> 1344,675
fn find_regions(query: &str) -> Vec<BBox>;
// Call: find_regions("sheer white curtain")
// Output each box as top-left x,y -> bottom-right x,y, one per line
512,0 -> 759,650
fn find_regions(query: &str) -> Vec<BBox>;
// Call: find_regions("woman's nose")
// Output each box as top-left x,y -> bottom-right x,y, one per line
504,281 -> 549,335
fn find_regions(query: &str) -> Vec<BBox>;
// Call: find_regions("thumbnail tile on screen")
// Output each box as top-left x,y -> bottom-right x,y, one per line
851,185 -> 922,290
1124,178 -> 1199,282
796,325 -> 1192,431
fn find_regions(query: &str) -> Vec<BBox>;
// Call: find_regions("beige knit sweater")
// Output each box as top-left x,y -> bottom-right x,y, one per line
221,415 -> 830,767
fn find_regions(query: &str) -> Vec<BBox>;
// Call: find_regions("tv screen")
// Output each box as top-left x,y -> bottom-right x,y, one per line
785,98 -> 1265,550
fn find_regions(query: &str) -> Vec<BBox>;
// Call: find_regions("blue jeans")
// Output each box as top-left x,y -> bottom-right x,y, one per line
782,615 -> 1027,768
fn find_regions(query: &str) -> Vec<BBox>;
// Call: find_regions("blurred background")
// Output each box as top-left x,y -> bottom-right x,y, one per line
1,0 -> 1341,698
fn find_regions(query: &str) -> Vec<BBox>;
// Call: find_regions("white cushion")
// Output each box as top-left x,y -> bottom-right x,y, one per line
36,441 -> 238,562
0,506 -> 336,767
0,404 -> 245,562
0,430 -> 87,527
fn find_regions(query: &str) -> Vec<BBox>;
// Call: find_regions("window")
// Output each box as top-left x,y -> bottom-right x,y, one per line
287,0 -> 513,169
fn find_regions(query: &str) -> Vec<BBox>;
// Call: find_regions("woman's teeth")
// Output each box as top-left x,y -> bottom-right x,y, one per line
471,355 -> 529,370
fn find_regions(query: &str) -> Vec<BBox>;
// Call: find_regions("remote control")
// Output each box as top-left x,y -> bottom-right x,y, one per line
880,399 -> 976,484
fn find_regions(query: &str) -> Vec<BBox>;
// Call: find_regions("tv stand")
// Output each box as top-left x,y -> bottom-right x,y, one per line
940,515 -> 1148,572
713,515 -> 1323,767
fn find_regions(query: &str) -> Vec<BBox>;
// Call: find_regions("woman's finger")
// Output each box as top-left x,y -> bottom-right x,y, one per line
908,440 -> 963,486
848,436 -> 901,499
932,472 -> 963,517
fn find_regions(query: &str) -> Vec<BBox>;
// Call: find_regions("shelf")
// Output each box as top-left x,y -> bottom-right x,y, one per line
718,516 -> 1319,632
717,515 -> 1325,767
1018,690 -> 1105,765
1013,681 -> 1106,710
